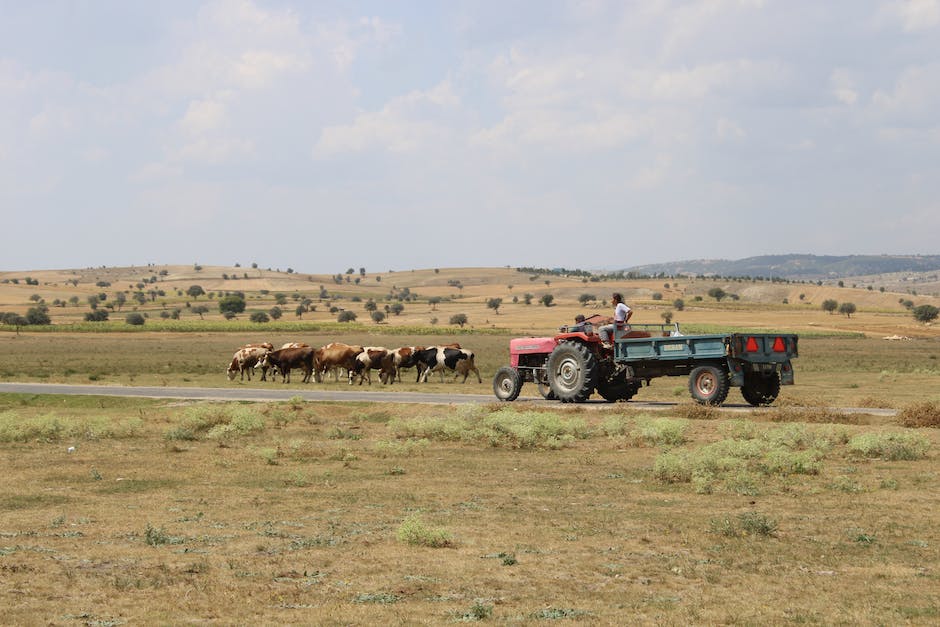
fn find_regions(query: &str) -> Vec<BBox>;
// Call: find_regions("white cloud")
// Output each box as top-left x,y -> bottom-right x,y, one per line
313,81 -> 459,156
881,0 -> 940,31
180,97 -> 228,135
830,69 -> 859,106
716,117 -> 746,141
177,137 -> 255,165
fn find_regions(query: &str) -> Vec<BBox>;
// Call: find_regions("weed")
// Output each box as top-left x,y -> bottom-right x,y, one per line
531,607 -> 590,620
673,403 -> 720,420
90,468 -> 102,481
396,514 -> 453,548
144,524 -> 183,546
258,448 -> 280,465
897,401 -> 940,428
353,592 -> 400,604
455,600 -> 494,621
373,438 -> 429,458
848,432 -> 930,461
709,512 -> 777,537
629,416 -> 689,446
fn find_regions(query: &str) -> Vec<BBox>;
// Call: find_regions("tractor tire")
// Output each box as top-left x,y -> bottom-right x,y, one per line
597,379 -> 640,403
741,371 -> 781,406
547,342 -> 598,403
688,365 -> 731,406
536,371 -> 556,400
493,366 -> 522,402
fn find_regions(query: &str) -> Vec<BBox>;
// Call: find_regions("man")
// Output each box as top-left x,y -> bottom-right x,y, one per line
598,292 -> 632,349
570,314 -> 587,332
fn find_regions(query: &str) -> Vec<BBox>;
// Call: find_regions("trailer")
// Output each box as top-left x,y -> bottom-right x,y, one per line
493,322 -> 798,406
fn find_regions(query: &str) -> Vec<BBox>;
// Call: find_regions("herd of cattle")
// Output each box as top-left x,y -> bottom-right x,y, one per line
226,342 -> 482,386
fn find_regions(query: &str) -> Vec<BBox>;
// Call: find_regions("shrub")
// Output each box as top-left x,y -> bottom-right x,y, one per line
337,310 -> 357,323
249,311 -> 270,324
125,313 -> 145,326
396,514 -> 452,548
629,417 -> 688,446
897,400 -> 940,428
84,309 -> 109,322
848,432 -> 930,461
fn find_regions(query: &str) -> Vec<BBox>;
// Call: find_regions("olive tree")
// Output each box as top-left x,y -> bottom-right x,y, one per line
821,299 -> 838,314
838,302 -> 856,318
449,313 -> 468,327
913,304 -> 939,324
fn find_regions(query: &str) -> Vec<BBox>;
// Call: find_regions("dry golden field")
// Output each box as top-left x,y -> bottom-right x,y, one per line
2,265 -> 940,624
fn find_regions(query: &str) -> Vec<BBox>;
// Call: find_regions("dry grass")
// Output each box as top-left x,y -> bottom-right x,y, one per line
897,401 -> 940,428
1,396 -> 939,624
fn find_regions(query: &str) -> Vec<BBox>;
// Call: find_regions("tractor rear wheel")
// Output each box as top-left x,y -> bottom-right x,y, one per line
741,371 -> 780,406
688,365 -> 730,406
547,342 -> 598,403
493,367 -> 522,402
597,379 -> 640,402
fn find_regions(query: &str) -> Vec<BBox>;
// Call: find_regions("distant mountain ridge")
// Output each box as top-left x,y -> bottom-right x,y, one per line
622,254 -> 940,279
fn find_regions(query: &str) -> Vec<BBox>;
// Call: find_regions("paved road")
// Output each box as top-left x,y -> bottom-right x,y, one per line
0,382 -> 897,415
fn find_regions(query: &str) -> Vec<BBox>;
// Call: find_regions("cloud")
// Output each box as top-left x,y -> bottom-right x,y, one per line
880,0 -> 940,31
313,81 -> 459,156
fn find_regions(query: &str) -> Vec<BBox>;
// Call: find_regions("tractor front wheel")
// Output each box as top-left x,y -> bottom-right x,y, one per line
547,342 -> 598,403
493,366 -> 522,402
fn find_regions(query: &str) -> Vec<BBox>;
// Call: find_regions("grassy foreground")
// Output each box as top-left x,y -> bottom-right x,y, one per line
1,395 -> 939,624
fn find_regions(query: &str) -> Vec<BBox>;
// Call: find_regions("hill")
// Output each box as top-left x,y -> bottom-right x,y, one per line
624,254 -> 940,282
1,263 -> 939,338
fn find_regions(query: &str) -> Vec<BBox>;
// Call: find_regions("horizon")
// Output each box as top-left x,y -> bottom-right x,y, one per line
2,1 -> 939,271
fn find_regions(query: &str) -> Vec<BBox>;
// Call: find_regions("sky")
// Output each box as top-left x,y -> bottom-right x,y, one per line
1,0 -> 939,273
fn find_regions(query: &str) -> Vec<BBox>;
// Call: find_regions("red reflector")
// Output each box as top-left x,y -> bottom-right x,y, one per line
745,337 -> 759,352
772,337 -> 786,352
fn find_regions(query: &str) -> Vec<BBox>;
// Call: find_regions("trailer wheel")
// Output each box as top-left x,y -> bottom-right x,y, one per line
493,367 -> 522,402
741,372 -> 780,406
547,342 -> 598,403
689,365 -> 730,406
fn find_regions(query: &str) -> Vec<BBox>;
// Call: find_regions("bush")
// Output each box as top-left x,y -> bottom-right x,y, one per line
249,311 -> 269,323
848,432 -> 930,461
912,304 -> 939,324
337,310 -> 357,323
84,310 -> 109,322
897,400 -> 940,428
396,514 -> 452,548
125,313 -> 146,326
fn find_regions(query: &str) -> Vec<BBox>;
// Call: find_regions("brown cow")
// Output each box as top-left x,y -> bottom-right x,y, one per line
259,346 -> 315,383
352,346 -> 389,385
226,345 -> 272,381
314,342 -> 364,384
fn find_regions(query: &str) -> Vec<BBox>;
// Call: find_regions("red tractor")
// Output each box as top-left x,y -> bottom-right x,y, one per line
493,319 -> 798,406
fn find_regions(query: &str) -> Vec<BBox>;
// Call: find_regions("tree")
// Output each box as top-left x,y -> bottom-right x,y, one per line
651,292 -> 663,301
389,302 -> 405,316
218,294 -> 246,316
85,310 -> 109,322
540,294 -> 554,307
274,293 -> 287,305
523,293 -> 533,305
661,311 -> 673,324
269,306 -> 282,320
25,306 -> 51,325
578,293 -> 595,306
450,313 -> 468,327
673,298 -> 685,311
87,295 -> 99,310
125,313 -> 146,326
486,297 -> 503,315
821,299 -> 839,314
1,312 -> 28,334
192,305 -> 209,319
364,299 -> 378,313
337,310 -> 357,322
250,312 -> 270,323
295,304 -> 306,318
428,296 -> 442,310
913,304 -> 939,324
371,310 -> 386,324
187,285 -> 205,300
838,302 -> 856,318
114,292 -> 127,310
707,287 -> 727,302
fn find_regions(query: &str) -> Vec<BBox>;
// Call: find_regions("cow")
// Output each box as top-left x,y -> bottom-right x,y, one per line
259,346 -> 316,384
413,346 -> 482,384
314,342 -> 364,384
226,345 -> 272,381
280,342 -> 310,349
378,346 -> 429,384
352,346 -> 389,385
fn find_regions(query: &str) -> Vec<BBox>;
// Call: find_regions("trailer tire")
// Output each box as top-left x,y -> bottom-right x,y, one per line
547,342 -> 598,403
741,371 -> 780,406
689,365 -> 730,406
493,367 -> 522,402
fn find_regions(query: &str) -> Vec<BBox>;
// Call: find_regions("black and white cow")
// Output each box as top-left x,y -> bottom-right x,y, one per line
413,346 -> 482,384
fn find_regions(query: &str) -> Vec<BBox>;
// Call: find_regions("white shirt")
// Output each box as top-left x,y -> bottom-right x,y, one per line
614,302 -> 631,323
